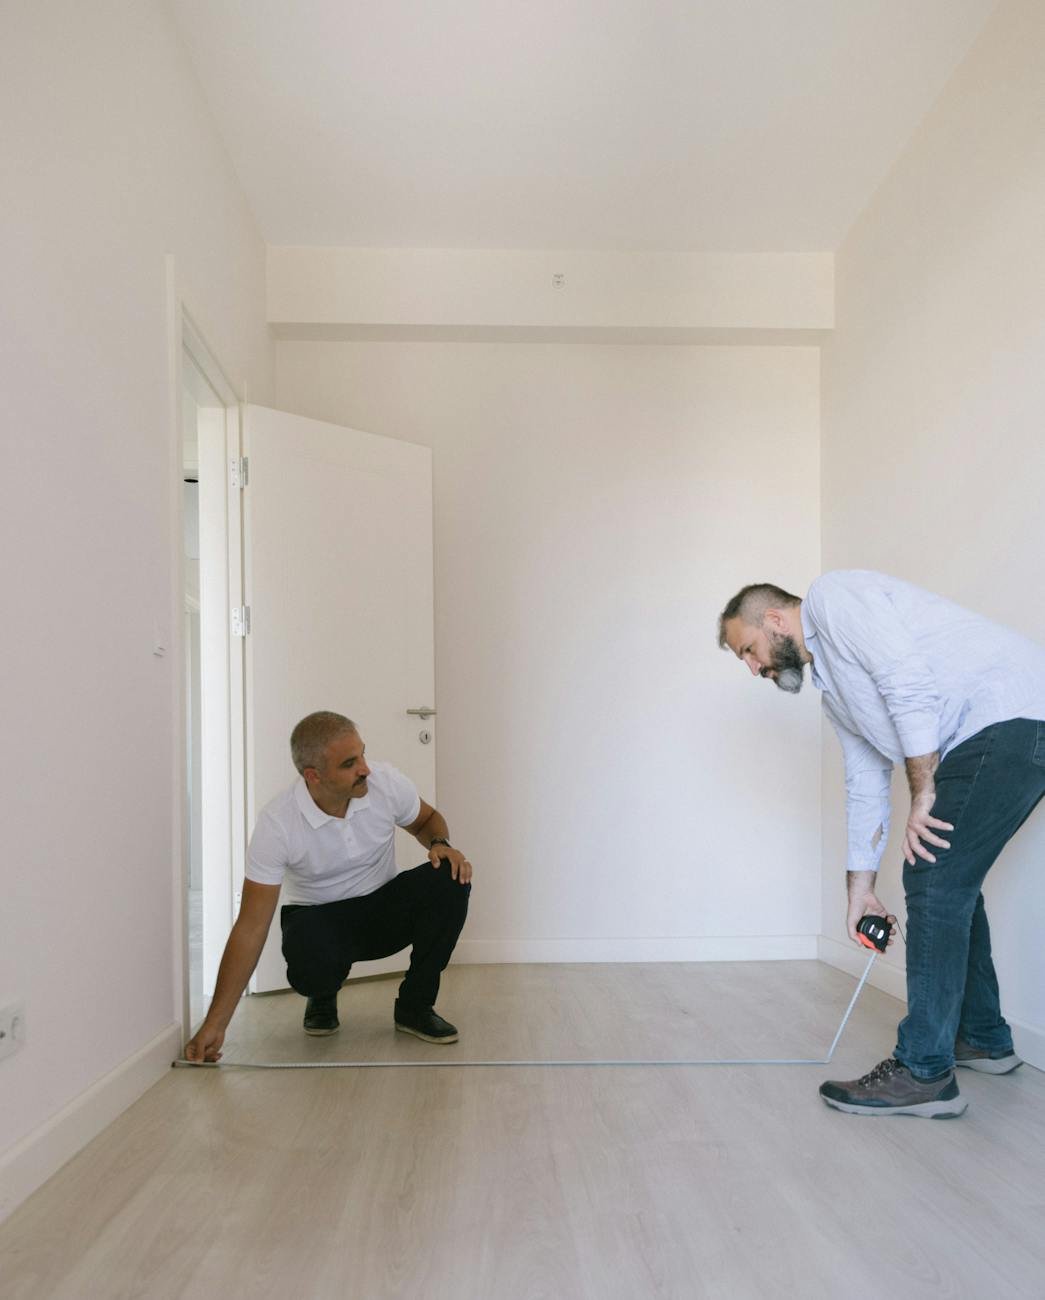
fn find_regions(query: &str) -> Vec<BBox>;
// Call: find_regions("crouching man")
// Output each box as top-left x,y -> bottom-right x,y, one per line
184,711 -> 471,1063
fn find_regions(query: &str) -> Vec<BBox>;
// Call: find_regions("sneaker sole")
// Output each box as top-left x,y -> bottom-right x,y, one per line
821,1095 -> 967,1119
956,1055 -> 1022,1074
303,1025 -> 340,1037
395,1022 -> 459,1044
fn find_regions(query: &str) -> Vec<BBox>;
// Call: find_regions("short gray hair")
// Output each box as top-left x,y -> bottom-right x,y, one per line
717,583 -> 801,648
290,711 -> 357,774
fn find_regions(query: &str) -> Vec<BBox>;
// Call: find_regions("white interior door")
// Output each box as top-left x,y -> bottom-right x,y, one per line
242,404 -> 436,992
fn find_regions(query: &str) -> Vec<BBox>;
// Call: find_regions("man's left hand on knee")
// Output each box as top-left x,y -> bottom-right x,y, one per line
429,845 -> 473,884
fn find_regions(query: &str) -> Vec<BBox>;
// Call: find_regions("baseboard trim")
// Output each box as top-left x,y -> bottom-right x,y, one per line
1007,1016 -> 1045,1073
452,936 -> 818,963
817,937 -> 1044,1072
0,1022 -> 181,1224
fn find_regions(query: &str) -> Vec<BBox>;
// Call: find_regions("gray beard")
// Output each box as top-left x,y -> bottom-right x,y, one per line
774,666 -> 805,694
767,631 -> 806,694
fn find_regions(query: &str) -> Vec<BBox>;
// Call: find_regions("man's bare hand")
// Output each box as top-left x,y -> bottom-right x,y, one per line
429,845 -> 472,884
184,1022 -> 225,1064
903,792 -> 953,865
846,871 -> 896,947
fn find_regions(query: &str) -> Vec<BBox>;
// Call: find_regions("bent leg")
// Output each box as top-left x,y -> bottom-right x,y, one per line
281,902 -> 354,996
351,863 -> 471,1009
896,720 -> 1045,1077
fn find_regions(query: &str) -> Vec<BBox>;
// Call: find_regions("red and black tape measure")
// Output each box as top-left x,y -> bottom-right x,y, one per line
856,915 -> 892,953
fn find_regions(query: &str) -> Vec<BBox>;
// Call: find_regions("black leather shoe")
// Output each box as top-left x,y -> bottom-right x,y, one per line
394,999 -> 458,1043
303,992 -> 339,1036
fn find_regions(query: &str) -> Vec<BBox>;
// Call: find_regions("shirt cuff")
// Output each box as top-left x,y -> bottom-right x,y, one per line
895,719 -> 940,758
847,850 -> 885,873
847,819 -> 889,873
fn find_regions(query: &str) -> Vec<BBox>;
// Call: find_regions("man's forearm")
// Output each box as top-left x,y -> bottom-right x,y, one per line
413,809 -> 451,849
905,752 -> 940,802
204,923 -> 268,1030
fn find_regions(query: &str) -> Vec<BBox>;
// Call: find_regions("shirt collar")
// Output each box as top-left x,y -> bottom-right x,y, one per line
799,601 -> 825,691
295,777 -> 333,828
294,775 -> 372,828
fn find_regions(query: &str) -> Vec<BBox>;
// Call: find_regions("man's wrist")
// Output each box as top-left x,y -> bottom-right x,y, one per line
846,868 -> 877,898
429,836 -> 451,850
905,752 -> 939,801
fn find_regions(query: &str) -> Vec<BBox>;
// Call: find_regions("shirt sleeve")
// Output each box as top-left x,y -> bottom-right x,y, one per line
810,574 -> 943,758
385,765 -> 422,828
825,705 -> 894,873
245,812 -> 289,886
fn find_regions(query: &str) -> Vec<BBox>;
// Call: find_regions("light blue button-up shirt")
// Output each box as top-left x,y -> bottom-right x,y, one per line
801,571 -> 1045,873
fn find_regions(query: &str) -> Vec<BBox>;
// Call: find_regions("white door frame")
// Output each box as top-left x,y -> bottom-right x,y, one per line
168,267 -> 245,1042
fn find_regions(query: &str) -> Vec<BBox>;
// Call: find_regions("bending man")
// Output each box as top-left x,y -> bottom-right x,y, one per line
719,570 -> 1045,1118
185,711 -> 471,1063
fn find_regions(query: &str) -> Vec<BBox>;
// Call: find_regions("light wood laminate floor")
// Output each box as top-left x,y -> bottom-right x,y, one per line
1,962 -> 1043,1299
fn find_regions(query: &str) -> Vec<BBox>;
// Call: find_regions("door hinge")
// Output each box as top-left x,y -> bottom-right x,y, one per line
230,456 -> 249,490
231,605 -> 252,637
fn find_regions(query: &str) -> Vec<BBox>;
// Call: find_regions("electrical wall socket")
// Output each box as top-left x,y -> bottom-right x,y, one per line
0,1001 -> 26,1062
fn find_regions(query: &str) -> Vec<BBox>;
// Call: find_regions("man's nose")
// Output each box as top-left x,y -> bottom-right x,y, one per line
746,658 -> 761,677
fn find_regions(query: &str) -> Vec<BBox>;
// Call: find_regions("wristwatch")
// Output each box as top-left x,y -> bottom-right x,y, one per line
430,837 -> 451,849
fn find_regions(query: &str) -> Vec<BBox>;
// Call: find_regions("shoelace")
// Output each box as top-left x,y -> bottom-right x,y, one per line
857,1057 -> 902,1087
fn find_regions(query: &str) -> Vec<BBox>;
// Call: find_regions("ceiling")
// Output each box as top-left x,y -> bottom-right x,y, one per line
168,0 -> 997,252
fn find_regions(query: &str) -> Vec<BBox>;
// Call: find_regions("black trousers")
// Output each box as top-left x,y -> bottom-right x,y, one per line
280,862 -> 471,1009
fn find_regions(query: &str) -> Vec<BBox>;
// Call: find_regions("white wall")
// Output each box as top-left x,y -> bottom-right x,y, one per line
268,247 -> 833,333
276,341 -> 822,961
0,0 -> 272,1214
819,0 -> 1045,1065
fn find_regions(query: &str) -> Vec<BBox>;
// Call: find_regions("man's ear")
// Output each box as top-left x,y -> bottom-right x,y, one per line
303,767 -> 319,787
762,607 -> 787,634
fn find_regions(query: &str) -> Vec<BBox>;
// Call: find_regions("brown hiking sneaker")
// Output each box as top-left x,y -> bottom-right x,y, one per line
819,1057 -> 967,1118
954,1036 -> 1022,1074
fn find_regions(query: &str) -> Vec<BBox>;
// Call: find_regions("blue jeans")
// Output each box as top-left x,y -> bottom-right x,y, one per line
895,718 -> 1045,1078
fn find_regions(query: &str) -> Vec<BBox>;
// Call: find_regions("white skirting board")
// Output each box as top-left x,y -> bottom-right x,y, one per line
818,935 -> 1045,1073
452,935 -> 819,963
0,1023 -> 181,1225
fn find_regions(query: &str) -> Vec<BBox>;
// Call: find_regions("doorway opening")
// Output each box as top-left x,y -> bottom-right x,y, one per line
180,322 -> 245,1033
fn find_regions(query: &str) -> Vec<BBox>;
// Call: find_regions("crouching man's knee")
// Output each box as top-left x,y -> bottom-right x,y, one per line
425,859 -> 471,903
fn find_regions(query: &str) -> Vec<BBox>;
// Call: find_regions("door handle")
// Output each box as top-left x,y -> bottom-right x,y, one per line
406,707 -> 437,719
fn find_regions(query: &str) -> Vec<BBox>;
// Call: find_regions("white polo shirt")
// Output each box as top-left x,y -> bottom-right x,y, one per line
245,761 -> 422,905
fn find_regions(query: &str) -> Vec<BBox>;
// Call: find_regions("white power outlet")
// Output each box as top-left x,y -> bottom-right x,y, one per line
0,1001 -> 26,1062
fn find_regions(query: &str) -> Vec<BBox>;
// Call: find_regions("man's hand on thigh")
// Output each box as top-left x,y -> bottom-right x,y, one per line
903,792 -> 954,865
